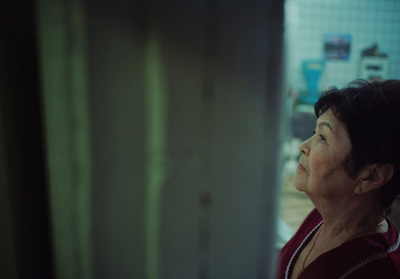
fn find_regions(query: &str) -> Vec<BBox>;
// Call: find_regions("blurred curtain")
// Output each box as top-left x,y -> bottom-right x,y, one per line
1,0 -> 284,278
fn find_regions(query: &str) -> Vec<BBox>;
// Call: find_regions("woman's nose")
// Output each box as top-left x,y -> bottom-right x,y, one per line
299,138 -> 310,156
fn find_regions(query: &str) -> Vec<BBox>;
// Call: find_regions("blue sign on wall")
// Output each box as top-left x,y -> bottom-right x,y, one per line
323,33 -> 351,60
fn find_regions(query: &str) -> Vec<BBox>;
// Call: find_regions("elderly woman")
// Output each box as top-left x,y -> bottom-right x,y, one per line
277,80 -> 400,279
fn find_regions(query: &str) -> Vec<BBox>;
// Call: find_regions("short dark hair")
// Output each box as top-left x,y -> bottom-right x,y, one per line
314,79 -> 400,214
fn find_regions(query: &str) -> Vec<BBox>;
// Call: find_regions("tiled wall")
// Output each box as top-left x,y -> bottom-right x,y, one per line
285,0 -> 400,91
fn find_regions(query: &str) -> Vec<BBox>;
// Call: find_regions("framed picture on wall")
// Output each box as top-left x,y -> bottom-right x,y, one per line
323,33 -> 351,60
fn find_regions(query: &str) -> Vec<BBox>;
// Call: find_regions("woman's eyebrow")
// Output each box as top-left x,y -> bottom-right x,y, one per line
317,121 -> 333,131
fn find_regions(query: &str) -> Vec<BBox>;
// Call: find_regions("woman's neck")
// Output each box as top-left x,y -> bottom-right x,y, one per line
311,194 -> 385,242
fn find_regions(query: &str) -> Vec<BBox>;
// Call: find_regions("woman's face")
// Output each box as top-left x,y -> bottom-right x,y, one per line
293,109 -> 356,200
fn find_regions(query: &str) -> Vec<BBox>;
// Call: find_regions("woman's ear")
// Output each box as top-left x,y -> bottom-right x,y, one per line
354,164 -> 394,195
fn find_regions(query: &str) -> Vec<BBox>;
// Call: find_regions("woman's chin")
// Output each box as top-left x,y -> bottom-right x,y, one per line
293,175 -> 305,192
293,183 -> 304,192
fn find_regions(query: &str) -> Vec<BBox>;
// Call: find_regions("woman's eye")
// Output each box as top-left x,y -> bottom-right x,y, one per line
313,130 -> 326,141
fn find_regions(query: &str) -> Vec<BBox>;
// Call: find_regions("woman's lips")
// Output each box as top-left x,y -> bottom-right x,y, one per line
297,164 -> 307,172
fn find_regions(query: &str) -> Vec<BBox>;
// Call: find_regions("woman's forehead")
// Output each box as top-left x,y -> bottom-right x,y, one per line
317,109 -> 335,126
317,109 -> 347,134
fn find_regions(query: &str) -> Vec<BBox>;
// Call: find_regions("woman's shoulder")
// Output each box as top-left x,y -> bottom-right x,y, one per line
341,217 -> 400,278
343,255 -> 400,278
386,218 -> 400,276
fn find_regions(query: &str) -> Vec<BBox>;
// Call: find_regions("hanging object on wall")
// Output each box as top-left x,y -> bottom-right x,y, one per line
323,33 -> 351,60
358,44 -> 389,81
298,59 -> 325,105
